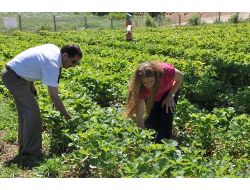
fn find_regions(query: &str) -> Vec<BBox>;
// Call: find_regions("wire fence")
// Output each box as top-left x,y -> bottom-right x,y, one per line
0,12 -> 249,32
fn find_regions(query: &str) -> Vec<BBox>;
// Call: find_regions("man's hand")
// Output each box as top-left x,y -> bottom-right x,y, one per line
65,113 -> 72,121
48,86 -> 71,121
30,82 -> 37,96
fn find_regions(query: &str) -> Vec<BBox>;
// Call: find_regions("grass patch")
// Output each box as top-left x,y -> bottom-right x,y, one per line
0,98 -> 18,143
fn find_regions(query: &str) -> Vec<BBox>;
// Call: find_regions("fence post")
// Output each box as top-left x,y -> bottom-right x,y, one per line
218,12 -> 221,22
157,15 -> 161,26
18,14 -> 22,31
53,15 -> 57,31
84,16 -> 87,28
110,17 -> 113,29
178,14 -> 181,26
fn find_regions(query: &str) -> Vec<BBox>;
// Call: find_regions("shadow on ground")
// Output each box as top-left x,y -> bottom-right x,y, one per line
4,154 -> 45,170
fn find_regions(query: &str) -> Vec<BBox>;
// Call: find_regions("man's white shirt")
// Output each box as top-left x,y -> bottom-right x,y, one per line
7,44 -> 62,87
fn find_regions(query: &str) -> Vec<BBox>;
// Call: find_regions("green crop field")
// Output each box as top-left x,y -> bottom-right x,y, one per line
0,23 -> 249,177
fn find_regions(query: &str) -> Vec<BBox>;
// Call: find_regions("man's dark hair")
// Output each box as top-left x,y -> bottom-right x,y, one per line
60,44 -> 83,58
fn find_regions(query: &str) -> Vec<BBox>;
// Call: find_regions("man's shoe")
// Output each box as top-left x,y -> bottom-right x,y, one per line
20,154 -> 42,169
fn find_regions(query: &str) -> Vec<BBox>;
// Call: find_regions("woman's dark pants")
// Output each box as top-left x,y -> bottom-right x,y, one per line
145,92 -> 179,143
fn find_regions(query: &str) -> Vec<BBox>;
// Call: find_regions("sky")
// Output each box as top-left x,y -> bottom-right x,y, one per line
0,0 -> 249,12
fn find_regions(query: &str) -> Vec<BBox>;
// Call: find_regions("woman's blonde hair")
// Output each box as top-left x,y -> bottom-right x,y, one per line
124,61 -> 164,118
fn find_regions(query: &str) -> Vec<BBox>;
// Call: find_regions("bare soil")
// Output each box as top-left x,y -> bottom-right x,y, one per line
0,131 -> 18,162
0,130 -> 35,177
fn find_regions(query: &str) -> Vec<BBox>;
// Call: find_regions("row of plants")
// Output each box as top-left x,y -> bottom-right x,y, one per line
0,23 -> 249,177
36,93 -> 249,177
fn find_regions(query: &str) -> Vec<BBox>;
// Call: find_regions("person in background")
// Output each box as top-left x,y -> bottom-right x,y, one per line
2,44 -> 82,162
124,61 -> 183,143
125,13 -> 133,42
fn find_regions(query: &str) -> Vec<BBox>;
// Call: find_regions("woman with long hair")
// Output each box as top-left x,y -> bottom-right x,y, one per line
124,61 -> 183,143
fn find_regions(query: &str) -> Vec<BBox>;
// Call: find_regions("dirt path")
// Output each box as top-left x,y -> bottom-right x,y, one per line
0,131 -> 18,162
0,130 -> 34,177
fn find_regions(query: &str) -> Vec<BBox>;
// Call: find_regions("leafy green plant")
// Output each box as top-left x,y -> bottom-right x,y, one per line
232,86 -> 250,113
38,24 -> 53,31
145,16 -> 157,27
109,12 -> 126,20
36,157 -> 63,177
214,18 -> 223,24
228,13 -> 240,23
188,14 -> 201,26
0,23 -> 249,177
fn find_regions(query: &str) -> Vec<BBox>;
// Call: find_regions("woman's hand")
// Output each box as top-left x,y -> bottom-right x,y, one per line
162,94 -> 176,113
135,99 -> 145,129
161,68 -> 183,114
